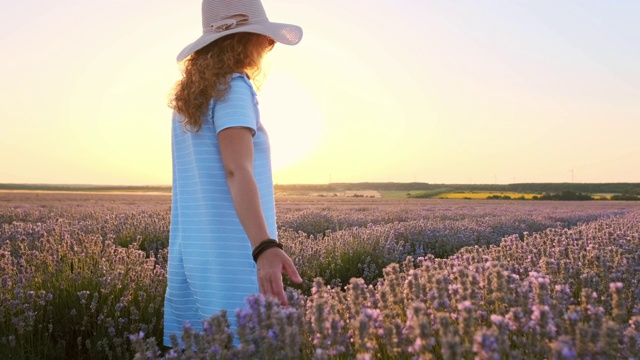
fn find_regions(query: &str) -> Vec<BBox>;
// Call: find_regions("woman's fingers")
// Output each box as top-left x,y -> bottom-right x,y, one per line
270,276 -> 287,306
260,272 -> 272,293
258,269 -> 286,304
257,249 -> 302,305
283,257 -> 302,284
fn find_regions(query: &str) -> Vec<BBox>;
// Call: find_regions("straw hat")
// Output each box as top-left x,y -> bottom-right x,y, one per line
177,0 -> 303,61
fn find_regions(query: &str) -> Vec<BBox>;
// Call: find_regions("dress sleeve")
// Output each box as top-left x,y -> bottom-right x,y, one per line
212,74 -> 258,136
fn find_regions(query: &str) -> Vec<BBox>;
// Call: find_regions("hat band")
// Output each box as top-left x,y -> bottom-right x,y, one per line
207,13 -> 250,33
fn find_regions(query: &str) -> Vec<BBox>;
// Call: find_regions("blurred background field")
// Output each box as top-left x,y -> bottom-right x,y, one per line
1,192 -> 640,359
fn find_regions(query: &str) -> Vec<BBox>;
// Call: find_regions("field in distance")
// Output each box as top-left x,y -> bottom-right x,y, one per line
380,190 -> 544,199
409,190 -> 612,200
2,182 -> 638,200
437,191 -> 538,199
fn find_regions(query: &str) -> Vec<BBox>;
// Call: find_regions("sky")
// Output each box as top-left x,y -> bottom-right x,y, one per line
1,0 -> 639,185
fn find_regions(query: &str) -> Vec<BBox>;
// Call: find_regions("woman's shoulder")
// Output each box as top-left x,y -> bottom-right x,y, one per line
230,72 -> 251,85
228,73 -> 257,99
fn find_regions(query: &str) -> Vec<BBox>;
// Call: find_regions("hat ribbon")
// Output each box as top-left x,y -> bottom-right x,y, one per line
210,14 -> 250,33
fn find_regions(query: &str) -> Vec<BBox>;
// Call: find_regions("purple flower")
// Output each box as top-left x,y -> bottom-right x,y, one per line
490,314 -> 505,326
457,300 -> 473,311
207,345 -> 221,356
560,346 -> 577,359
236,308 -> 253,327
473,331 -> 498,358
609,282 -> 623,291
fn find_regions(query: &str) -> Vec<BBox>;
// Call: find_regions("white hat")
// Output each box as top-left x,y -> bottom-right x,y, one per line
177,0 -> 303,62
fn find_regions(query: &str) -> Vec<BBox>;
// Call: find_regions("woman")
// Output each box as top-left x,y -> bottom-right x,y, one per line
163,0 -> 303,346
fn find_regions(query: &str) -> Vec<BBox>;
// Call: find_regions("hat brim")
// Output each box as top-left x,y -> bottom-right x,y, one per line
176,22 -> 302,62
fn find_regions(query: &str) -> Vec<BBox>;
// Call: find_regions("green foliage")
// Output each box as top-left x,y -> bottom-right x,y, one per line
537,191 -> 594,201
611,194 -> 640,201
283,229 -> 389,293
407,188 -> 454,199
486,195 -> 512,200
114,232 -> 170,259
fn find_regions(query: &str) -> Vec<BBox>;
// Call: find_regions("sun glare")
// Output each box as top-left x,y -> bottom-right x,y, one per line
260,73 -> 326,172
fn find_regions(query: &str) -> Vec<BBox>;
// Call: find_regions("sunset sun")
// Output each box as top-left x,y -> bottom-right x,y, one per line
260,72 -> 326,172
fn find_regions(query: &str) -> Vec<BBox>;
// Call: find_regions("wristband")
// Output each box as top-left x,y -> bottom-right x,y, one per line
252,239 -> 283,263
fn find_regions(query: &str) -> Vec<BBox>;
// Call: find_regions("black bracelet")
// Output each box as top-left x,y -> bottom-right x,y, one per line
252,239 -> 283,263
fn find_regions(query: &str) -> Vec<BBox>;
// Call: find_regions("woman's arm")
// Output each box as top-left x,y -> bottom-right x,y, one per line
217,126 -> 302,305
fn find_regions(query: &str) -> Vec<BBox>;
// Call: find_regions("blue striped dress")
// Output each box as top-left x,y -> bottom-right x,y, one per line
163,73 -> 277,346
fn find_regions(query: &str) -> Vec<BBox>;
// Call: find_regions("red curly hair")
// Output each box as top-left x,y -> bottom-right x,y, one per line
170,33 -> 274,132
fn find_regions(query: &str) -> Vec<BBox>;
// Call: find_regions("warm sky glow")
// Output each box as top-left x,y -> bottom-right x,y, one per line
1,0 -> 639,185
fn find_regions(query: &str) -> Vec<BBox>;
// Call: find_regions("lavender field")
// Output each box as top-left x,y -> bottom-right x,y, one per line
1,192 -> 639,359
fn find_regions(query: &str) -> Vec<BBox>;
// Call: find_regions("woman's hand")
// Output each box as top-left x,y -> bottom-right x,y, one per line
256,248 -> 302,305
218,127 -> 301,304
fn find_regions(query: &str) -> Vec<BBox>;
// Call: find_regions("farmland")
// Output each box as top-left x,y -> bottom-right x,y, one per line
1,192 -> 639,359
434,191 -> 539,200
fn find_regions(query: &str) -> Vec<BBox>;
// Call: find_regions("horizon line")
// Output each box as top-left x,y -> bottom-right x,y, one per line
2,181 -> 640,188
